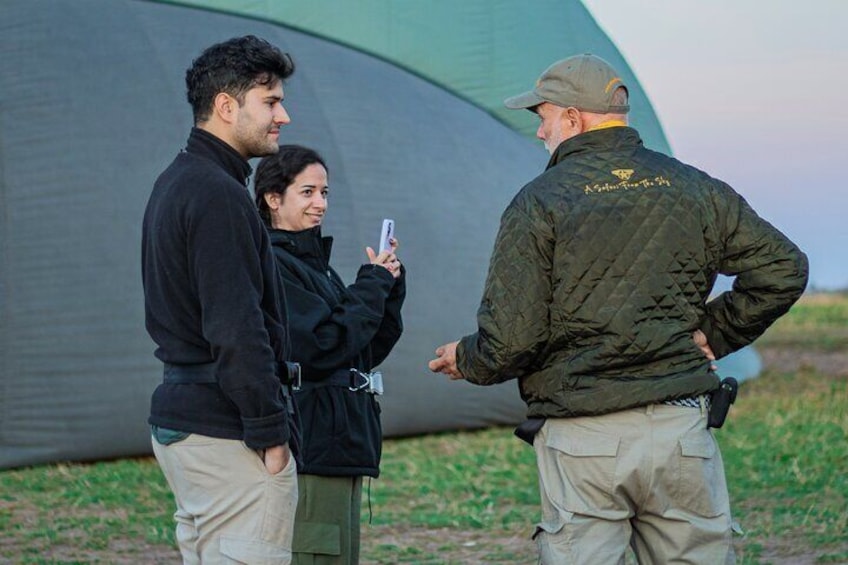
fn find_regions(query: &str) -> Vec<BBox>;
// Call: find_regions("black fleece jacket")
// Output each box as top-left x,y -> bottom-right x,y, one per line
142,128 -> 294,449
270,227 -> 405,477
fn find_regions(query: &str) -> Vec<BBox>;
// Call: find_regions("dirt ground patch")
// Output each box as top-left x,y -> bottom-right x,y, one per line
758,348 -> 848,377
361,525 -> 537,564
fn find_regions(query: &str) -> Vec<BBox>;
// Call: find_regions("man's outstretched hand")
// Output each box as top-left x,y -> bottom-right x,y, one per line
428,341 -> 464,380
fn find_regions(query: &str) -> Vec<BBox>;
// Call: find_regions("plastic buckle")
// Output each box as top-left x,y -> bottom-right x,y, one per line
349,369 -> 384,395
349,369 -> 370,392
286,361 -> 302,391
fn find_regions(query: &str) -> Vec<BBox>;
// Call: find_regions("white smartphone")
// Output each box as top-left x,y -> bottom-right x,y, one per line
379,218 -> 395,253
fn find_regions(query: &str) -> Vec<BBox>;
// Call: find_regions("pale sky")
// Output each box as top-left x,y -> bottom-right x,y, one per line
582,0 -> 848,290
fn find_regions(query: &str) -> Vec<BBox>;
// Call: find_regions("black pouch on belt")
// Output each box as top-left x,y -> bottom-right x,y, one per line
514,418 -> 546,446
708,377 -> 739,429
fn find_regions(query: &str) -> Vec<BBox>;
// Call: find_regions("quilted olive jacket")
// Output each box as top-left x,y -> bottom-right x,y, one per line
456,126 -> 808,418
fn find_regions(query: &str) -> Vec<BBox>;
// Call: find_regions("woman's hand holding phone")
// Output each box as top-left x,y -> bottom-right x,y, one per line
366,219 -> 401,279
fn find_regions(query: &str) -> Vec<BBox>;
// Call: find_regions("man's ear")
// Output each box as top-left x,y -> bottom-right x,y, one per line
212,92 -> 237,124
564,107 -> 582,131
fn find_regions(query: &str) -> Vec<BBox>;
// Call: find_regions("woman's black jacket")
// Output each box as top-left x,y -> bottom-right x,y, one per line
269,226 -> 405,477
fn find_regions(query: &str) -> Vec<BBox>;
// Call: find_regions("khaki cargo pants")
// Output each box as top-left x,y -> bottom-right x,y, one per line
152,433 -> 298,564
533,404 -> 735,564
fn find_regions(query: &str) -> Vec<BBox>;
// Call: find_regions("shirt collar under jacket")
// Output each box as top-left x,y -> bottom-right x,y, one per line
546,126 -> 643,171
185,127 -> 253,186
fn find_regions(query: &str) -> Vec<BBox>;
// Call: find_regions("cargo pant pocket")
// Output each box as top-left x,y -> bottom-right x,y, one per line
292,521 -> 341,560
544,431 -> 621,514
532,516 -> 566,540
533,516 -> 573,565
220,536 -> 292,565
259,453 -> 298,548
672,433 -> 729,517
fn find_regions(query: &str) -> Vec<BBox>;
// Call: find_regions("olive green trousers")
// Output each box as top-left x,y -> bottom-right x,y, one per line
292,474 -> 363,565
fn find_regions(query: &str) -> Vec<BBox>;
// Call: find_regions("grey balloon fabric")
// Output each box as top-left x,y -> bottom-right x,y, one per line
0,0 -> 535,469
0,0 -> 759,469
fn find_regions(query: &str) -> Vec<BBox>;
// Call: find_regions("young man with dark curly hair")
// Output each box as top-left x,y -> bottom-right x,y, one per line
142,35 -> 300,564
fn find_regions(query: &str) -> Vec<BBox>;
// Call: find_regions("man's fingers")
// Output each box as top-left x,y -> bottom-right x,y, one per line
428,356 -> 456,374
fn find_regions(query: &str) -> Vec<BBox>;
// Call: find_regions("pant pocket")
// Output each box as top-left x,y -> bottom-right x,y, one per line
220,536 -> 292,565
292,521 -> 341,556
672,433 -> 729,517
544,431 -> 621,514
532,516 -> 566,540
260,457 -> 298,548
533,516 -> 573,565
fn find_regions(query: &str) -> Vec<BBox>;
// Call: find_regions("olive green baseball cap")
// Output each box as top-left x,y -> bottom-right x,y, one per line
504,53 -> 630,114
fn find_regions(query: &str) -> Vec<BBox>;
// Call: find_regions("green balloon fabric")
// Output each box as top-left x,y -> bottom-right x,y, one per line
156,0 -> 672,154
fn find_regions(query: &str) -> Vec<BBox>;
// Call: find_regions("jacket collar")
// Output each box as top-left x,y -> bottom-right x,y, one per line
546,126 -> 643,171
185,127 -> 252,185
269,225 -> 334,260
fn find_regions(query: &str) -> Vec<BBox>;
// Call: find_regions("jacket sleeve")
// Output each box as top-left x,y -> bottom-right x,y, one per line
700,186 -> 809,358
190,187 -> 289,449
278,259 -> 397,375
456,193 -> 554,385
369,265 -> 406,368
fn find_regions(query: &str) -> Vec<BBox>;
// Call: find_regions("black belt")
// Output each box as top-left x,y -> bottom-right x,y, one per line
662,395 -> 710,410
163,361 -> 299,416
163,361 -> 300,387
298,371 -> 351,390
298,369 -> 383,395
163,363 -> 216,384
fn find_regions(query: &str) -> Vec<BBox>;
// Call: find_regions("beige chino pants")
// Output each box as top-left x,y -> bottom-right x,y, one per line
533,404 -> 735,564
152,433 -> 298,564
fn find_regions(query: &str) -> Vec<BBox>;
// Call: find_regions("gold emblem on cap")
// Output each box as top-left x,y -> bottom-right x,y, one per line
611,169 -> 634,181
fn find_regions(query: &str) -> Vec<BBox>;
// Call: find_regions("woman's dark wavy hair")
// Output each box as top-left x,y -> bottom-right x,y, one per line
185,35 -> 294,124
254,145 -> 328,226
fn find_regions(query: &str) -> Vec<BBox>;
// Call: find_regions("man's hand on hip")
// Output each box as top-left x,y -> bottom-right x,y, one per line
693,330 -> 718,370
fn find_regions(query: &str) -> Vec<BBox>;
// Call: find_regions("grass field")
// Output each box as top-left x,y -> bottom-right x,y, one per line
1,292 -> 846,564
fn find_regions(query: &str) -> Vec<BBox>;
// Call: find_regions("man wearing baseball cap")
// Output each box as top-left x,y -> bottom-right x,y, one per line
430,54 -> 807,563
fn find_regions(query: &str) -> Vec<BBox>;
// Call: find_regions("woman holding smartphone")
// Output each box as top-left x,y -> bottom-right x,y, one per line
254,145 -> 405,565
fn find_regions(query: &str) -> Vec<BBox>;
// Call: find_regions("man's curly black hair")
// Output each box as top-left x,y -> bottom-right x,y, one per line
185,35 -> 294,124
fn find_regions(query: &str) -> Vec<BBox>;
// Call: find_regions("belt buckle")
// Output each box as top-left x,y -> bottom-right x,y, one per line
349,369 -> 384,395
285,361 -> 302,391
349,369 -> 370,392
369,371 -> 384,395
